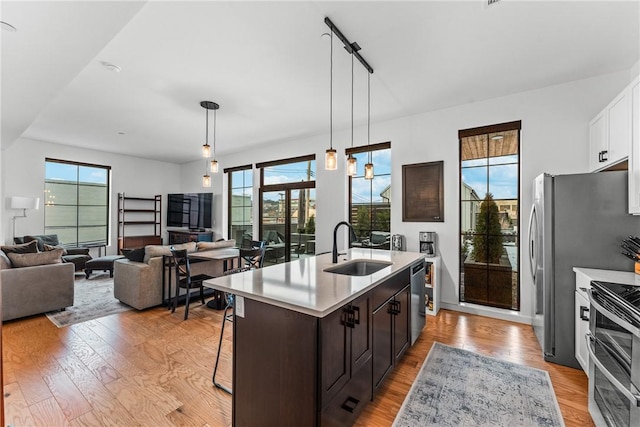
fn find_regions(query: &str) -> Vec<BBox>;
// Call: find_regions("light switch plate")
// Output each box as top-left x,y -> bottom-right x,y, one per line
235,295 -> 245,318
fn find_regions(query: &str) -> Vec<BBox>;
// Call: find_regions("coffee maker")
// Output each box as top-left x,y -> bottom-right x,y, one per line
419,231 -> 436,257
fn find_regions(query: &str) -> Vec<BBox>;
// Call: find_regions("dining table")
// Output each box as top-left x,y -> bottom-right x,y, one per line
162,248 -> 240,308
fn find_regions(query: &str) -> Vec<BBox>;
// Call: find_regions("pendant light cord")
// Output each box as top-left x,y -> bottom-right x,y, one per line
330,30 -> 333,150
213,107 -> 216,159
367,72 -> 371,164
351,51 -> 354,148
205,108 -> 209,174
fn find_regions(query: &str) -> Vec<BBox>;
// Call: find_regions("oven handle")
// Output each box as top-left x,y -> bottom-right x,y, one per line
586,332 -> 640,407
588,290 -> 640,337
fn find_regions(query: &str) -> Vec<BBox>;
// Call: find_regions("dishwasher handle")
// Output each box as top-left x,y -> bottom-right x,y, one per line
411,262 -> 425,276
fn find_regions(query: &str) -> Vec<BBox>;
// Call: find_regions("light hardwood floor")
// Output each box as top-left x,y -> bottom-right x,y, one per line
2,303 -> 592,426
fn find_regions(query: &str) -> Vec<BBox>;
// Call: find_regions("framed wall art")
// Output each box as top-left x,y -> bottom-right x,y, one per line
402,161 -> 444,222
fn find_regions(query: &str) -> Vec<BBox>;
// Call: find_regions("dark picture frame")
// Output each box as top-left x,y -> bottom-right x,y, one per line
402,161 -> 444,222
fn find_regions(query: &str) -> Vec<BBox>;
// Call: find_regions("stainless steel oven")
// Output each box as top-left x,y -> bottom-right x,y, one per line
588,281 -> 640,427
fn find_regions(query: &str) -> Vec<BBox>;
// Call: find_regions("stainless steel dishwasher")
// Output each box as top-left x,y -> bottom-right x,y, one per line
410,260 -> 426,344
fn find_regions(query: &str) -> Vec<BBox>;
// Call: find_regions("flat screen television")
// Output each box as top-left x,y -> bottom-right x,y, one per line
167,193 -> 213,229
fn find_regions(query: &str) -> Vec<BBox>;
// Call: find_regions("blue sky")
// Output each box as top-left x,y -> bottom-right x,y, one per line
45,162 -> 108,184
462,155 -> 518,200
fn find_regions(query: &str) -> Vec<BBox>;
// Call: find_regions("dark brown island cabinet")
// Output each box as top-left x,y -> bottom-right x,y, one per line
232,265 -> 414,427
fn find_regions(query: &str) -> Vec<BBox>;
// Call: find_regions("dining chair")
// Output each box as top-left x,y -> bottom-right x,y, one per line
240,244 -> 266,269
170,248 -> 214,320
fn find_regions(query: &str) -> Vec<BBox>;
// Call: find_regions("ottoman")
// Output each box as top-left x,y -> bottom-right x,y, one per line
85,255 -> 125,279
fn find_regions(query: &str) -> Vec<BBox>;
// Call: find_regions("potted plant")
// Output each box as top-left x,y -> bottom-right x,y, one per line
463,193 -> 513,308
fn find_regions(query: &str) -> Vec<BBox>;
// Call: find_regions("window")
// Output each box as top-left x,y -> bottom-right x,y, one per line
226,165 -> 253,245
257,155 -> 316,265
348,142 -> 391,249
459,122 -> 521,311
44,159 -> 110,246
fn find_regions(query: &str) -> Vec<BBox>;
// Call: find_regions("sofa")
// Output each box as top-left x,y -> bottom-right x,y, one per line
14,234 -> 92,271
113,239 -> 236,310
0,241 -> 74,321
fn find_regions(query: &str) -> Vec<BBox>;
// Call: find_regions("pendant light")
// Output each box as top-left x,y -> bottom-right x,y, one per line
346,52 -> 357,177
201,101 -> 219,187
325,30 -> 337,171
209,102 -> 219,173
364,72 -> 374,180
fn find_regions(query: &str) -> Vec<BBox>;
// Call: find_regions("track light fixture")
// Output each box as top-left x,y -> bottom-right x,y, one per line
324,17 -> 375,179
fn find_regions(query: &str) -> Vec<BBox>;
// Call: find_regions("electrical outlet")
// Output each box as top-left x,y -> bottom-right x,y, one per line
235,295 -> 245,318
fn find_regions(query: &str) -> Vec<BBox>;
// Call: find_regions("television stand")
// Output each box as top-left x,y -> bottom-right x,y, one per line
168,230 -> 213,244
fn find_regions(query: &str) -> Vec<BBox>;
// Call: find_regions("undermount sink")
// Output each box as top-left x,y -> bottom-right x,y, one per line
324,259 -> 393,276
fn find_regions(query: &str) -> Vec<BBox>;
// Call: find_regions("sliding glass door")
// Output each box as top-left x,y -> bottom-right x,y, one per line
258,155 -> 316,266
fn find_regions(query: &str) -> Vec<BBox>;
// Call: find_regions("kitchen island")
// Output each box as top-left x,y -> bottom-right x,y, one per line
203,248 -> 425,427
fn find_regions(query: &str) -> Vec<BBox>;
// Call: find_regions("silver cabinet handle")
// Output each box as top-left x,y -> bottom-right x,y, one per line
586,332 -> 640,407
527,204 -> 537,281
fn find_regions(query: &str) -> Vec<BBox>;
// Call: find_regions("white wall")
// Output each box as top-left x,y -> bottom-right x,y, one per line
190,68 -> 633,324
1,137 -> 182,254
1,68 -> 631,324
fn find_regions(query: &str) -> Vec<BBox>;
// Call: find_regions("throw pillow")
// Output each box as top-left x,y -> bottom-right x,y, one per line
1,240 -> 38,255
122,247 -> 145,263
143,242 -> 197,263
0,251 -> 11,270
7,248 -> 64,268
197,239 -> 236,251
43,243 -> 68,255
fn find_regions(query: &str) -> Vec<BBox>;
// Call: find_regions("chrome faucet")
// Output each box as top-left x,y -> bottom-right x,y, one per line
332,221 -> 357,263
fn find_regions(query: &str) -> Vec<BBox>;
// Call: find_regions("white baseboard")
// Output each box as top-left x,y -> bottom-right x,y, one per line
440,302 -> 533,325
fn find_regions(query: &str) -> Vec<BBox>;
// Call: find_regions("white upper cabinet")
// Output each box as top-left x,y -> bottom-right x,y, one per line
589,111 -> 608,172
629,78 -> 640,215
589,85 -> 631,172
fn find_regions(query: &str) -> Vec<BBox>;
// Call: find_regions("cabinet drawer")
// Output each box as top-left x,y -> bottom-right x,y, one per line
320,357 -> 372,427
372,268 -> 410,309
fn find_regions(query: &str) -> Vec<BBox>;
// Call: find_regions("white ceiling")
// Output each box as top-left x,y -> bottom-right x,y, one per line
2,1 -> 639,164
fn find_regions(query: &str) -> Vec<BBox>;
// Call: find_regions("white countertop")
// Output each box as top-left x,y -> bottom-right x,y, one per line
573,267 -> 639,286
203,248 -> 425,318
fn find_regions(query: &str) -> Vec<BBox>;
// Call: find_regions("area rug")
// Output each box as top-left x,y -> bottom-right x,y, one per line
393,342 -> 565,427
46,273 -> 132,327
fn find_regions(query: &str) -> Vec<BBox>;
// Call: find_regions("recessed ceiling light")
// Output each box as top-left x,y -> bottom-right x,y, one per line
100,61 -> 121,73
1,21 -> 17,32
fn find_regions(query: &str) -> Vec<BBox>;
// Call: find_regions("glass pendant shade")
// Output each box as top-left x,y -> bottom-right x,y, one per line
347,155 -> 357,176
325,148 -> 337,170
210,159 -> 219,174
202,174 -> 211,188
202,144 -> 211,158
364,162 -> 374,180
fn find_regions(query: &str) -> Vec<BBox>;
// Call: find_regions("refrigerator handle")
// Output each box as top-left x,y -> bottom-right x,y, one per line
527,204 -> 537,282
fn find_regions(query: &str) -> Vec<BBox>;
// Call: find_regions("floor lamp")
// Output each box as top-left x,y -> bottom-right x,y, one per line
11,196 -> 40,241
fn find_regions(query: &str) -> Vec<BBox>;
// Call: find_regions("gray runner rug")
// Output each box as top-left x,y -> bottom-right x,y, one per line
393,342 -> 565,427
46,273 -> 131,327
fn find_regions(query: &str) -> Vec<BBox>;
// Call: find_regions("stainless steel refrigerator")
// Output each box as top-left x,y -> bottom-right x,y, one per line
528,171 -> 640,369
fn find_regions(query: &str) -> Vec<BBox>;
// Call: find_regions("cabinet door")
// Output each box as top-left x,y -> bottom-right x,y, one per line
372,302 -> 393,390
607,90 -> 631,167
320,306 -> 350,407
350,292 -> 372,372
393,286 -> 411,362
589,111 -> 608,172
630,80 -> 640,214
574,291 -> 590,375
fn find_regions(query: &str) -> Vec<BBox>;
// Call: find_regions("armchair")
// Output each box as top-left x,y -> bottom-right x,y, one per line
14,234 -> 92,271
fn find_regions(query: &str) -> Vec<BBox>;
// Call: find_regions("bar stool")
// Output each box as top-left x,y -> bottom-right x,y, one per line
212,266 -> 251,394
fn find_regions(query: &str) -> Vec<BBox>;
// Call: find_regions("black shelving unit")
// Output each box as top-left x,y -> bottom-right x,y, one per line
117,193 -> 162,252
